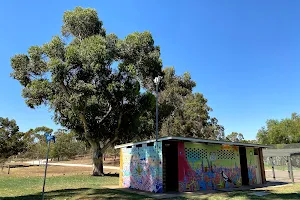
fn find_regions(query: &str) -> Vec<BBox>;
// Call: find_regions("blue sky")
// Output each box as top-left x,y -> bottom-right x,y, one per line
1,0 -> 300,139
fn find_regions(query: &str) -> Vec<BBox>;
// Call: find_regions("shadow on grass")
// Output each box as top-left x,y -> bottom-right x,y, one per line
0,188 -> 152,200
178,190 -> 300,200
90,173 -> 119,177
1,188 -> 300,200
223,191 -> 300,200
103,173 -> 119,177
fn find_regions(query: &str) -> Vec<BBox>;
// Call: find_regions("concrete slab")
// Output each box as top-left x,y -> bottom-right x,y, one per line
105,181 -> 288,199
265,170 -> 300,183
217,182 -> 288,192
249,191 -> 270,197
104,185 -> 180,199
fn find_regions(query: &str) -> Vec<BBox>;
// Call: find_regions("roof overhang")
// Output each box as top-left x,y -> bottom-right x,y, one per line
114,136 -> 270,149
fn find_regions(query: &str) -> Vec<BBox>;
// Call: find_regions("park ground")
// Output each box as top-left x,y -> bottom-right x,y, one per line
1,158 -> 300,199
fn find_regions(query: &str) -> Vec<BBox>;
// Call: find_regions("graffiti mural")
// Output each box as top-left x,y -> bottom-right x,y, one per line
119,142 -> 163,193
246,147 -> 257,185
178,142 -> 242,192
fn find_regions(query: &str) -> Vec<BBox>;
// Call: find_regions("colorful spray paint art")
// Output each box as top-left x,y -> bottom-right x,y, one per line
178,142 -> 243,192
246,147 -> 257,185
119,142 -> 163,193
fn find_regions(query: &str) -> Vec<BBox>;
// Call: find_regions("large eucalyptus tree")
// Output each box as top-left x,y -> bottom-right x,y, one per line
11,7 -> 162,175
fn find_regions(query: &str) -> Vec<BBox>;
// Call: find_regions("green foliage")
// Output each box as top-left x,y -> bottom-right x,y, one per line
257,112 -> 300,144
10,6 -> 162,144
0,117 -> 25,163
239,139 -> 258,144
226,132 -> 244,142
62,7 -> 105,39
50,129 -> 88,160
21,128 -> 87,161
21,126 -> 54,159
158,67 -> 224,139
10,7 -> 162,175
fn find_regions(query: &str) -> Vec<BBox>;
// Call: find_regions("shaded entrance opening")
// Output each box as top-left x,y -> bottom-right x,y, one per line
163,141 -> 178,192
239,146 -> 249,185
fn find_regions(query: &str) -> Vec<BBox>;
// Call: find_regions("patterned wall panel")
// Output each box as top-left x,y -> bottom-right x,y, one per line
246,147 -> 257,185
119,142 -> 163,193
178,142 -> 242,192
119,149 -> 123,186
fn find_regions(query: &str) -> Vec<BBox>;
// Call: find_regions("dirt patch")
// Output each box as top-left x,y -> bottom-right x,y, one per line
265,170 -> 300,183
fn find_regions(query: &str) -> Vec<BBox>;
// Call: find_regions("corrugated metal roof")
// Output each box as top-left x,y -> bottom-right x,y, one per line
114,136 -> 270,149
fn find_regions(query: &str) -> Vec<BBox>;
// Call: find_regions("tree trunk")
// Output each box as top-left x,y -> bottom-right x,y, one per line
91,143 -> 104,176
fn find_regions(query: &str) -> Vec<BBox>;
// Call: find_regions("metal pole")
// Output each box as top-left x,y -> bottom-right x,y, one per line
42,141 -> 50,200
155,82 -> 158,142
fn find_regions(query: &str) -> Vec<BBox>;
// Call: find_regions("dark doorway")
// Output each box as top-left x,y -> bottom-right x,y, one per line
239,146 -> 249,185
163,141 -> 178,192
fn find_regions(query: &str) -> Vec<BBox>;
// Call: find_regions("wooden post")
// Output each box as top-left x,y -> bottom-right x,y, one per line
288,156 -> 294,183
270,157 -> 275,180
258,148 -> 266,183
286,156 -> 291,179
8,165 -> 10,174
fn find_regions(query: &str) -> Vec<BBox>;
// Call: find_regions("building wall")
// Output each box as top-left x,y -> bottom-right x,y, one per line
246,147 -> 257,185
119,142 -> 163,193
178,142 -> 242,192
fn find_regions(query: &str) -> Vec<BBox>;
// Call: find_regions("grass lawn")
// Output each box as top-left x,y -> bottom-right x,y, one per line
1,166 -> 300,199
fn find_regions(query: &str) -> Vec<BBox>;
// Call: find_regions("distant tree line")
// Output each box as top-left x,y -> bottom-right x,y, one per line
0,117 -> 89,165
257,113 -> 300,144
0,117 -> 25,164
22,128 -> 88,161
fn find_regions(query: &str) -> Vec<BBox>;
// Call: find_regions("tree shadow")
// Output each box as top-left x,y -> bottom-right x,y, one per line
103,173 -> 119,177
180,190 -> 300,200
2,187 -> 299,200
0,188 -> 151,200
223,190 -> 300,200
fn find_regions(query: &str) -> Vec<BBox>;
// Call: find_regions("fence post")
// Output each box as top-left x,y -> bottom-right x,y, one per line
288,156 -> 294,184
8,165 -> 10,174
286,156 -> 291,179
270,157 -> 275,180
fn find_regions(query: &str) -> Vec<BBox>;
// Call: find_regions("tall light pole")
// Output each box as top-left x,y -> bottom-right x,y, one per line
154,76 -> 162,142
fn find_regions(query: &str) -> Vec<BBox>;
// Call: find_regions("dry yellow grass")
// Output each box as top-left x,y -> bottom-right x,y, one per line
47,157 -> 120,166
0,165 -> 119,177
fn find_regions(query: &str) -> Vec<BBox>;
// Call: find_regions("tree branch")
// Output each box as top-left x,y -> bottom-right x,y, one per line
96,104 -> 112,124
60,81 -> 71,99
101,137 -> 118,153
101,112 -> 122,153
59,81 -> 90,138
